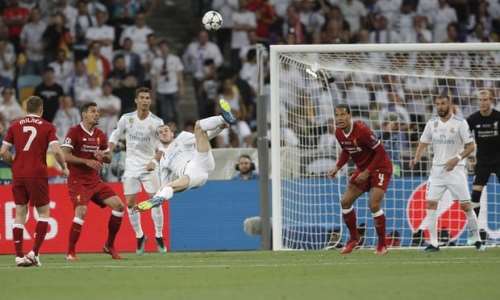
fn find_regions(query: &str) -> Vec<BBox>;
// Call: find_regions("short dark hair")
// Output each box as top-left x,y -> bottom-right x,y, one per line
26,96 -> 43,113
135,87 -> 151,97
335,104 -> 351,114
80,102 -> 97,114
435,92 -> 451,102
239,154 -> 252,161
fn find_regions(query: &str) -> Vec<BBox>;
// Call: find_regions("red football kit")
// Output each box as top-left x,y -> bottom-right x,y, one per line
3,114 -> 58,207
62,123 -> 116,207
335,120 -> 393,192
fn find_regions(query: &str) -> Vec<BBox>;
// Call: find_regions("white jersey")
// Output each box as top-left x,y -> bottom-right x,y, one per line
420,115 -> 474,166
109,111 -> 163,177
159,131 -> 197,183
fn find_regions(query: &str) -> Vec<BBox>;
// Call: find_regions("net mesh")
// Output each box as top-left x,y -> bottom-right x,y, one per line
275,48 -> 500,250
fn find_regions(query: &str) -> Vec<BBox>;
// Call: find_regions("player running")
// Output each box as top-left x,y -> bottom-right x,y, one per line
0,96 -> 68,267
411,94 -> 482,252
62,102 -> 125,260
327,104 -> 393,255
134,99 -> 236,211
467,89 -> 500,246
109,87 -> 166,254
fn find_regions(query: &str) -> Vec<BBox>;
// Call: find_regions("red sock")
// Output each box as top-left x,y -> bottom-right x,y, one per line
32,220 -> 49,256
13,225 -> 24,258
343,209 -> 359,241
106,212 -> 123,248
374,213 -> 386,247
68,221 -> 83,253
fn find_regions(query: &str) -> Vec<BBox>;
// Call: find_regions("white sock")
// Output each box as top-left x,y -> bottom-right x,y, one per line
466,209 -> 480,242
426,209 -> 439,247
151,206 -> 164,238
156,186 -> 174,200
199,116 -> 224,131
127,208 -> 143,238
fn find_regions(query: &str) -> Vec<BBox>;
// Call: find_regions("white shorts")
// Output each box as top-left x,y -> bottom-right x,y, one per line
184,151 -> 215,189
426,165 -> 470,202
123,172 -> 160,195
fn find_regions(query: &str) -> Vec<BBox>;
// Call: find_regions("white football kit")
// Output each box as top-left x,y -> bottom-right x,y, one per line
109,111 -> 164,195
159,131 -> 216,189
420,115 -> 474,201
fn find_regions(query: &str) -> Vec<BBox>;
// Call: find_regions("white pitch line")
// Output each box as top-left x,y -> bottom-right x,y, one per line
0,259 -> 499,270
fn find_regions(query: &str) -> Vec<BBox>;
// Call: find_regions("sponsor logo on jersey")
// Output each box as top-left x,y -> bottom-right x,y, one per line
407,182 -> 466,242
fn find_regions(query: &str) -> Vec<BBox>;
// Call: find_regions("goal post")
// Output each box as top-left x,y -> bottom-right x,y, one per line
270,43 -> 500,251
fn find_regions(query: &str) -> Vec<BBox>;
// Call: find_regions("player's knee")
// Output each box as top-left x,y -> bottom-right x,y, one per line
369,203 -> 381,213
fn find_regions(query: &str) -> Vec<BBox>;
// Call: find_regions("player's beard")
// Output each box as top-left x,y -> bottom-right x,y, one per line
437,107 -> 450,117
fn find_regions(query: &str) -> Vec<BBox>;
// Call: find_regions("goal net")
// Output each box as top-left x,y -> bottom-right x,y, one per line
270,43 -> 500,250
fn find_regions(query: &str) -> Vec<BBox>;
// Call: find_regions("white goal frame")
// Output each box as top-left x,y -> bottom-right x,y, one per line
270,43 -> 500,251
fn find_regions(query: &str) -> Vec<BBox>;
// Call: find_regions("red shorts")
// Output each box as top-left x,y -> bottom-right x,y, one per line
12,178 -> 49,207
349,168 -> 392,192
68,180 -> 117,208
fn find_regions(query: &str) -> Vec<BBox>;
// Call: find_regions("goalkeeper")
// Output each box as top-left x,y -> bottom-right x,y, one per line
466,89 -> 500,245
135,100 -> 235,211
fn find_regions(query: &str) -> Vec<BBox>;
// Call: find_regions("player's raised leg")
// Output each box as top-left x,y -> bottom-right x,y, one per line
339,183 -> 364,254
102,195 -> 125,259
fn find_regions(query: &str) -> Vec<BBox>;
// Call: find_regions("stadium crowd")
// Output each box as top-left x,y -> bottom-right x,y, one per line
0,0 -> 500,182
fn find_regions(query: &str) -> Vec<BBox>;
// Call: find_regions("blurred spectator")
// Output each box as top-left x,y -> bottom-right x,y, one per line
433,0 -> 457,43
247,0 -> 276,41
378,91 -> 410,131
417,0 -> 438,26
19,7 -> 46,75
95,81 -> 121,136
339,0 -> 367,33
0,39 -> 16,85
212,0 -> 238,56
342,75 -> 370,112
374,0 -> 402,30
0,87 -> 24,123
369,14 -> 400,43
299,0 -> 325,38
231,0 -> 256,69
114,37 -> 143,82
108,54 -> 138,113
2,0 -> 30,51
64,59 -> 89,103
232,154 -> 258,180
317,117 -> 336,150
56,0 -> 78,29
142,33 -> 160,86
112,0 -> 142,25
49,48 -> 74,87
239,30 -> 259,62
151,39 -> 184,123
183,30 -> 223,117
86,8 -> 115,63
34,67 -> 64,122
73,0 -> 96,59
467,22 -> 491,42
78,74 -> 102,106
42,12 -> 72,64
200,59 -> 219,118
240,48 -> 258,94
120,12 -> 153,55
52,95 -> 80,142
397,1 -> 415,37
403,15 -> 432,43
443,22 -> 460,42
282,5 -> 307,44
84,41 -> 111,85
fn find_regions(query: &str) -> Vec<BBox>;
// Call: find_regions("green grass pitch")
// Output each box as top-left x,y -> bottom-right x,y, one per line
1,248 -> 500,300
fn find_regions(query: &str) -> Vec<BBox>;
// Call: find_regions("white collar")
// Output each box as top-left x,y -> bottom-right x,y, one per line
80,123 -> 95,136
26,114 -> 41,118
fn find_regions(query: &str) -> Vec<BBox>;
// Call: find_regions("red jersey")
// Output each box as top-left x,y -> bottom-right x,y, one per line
335,120 -> 391,171
3,114 -> 58,178
3,6 -> 30,38
62,124 -> 108,184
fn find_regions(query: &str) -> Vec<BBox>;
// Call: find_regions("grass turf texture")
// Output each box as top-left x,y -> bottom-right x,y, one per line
1,248 -> 500,300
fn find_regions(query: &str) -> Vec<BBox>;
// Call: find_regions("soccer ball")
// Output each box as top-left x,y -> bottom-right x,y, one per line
202,10 -> 223,31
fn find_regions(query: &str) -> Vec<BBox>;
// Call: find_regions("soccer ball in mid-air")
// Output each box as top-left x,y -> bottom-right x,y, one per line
202,10 -> 223,31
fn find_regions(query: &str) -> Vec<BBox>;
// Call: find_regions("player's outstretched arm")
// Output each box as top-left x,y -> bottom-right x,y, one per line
410,142 -> 429,169
50,142 -> 69,176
